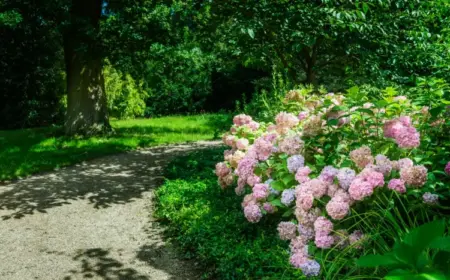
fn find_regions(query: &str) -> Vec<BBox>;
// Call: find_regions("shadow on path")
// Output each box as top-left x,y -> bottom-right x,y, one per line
0,141 -> 220,220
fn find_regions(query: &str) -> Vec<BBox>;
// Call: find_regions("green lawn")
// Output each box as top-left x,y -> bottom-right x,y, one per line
0,114 -> 230,181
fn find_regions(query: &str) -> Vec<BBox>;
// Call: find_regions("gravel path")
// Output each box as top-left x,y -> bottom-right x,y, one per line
0,141 -> 221,280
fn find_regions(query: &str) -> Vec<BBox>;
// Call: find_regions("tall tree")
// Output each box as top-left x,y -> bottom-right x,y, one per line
63,0 -> 110,135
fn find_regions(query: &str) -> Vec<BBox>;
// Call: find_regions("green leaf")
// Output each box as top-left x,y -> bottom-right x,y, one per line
247,28 -> 255,39
403,220 -> 445,255
270,180 -> 285,191
394,242 -> 417,265
433,251 -> 450,275
282,208 -> 294,218
362,3 -> 369,13
327,119 -> 339,126
385,269 -> 420,280
376,100 -> 389,108
356,254 -> 400,268
270,199 -> 283,208
281,174 -> 295,187
428,237 -> 450,252
429,106 -> 444,117
356,108 -> 375,115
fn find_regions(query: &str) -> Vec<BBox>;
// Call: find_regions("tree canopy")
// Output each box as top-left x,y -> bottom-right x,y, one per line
0,0 -> 449,132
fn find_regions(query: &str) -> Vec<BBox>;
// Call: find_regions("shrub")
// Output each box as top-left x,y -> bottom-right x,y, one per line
154,148 -> 306,279
104,62 -> 148,119
215,86 -> 450,278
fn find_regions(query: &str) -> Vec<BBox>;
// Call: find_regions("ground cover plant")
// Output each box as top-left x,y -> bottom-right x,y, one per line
0,114 -> 230,181
154,148 -> 307,279
215,86 -> 450,278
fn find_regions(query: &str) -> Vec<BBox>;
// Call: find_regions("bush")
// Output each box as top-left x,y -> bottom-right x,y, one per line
104,62 -> 148,119
215,85 -> 450,278
154,148 -> 306,279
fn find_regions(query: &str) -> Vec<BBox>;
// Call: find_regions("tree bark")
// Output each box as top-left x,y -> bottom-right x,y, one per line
63,0 -> 110,136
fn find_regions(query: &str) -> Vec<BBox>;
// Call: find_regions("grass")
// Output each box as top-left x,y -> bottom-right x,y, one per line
0,114 -> 231,181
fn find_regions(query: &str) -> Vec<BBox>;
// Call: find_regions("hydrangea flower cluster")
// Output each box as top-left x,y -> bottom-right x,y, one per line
383,116 -> 420,148
214,89 -> 447,277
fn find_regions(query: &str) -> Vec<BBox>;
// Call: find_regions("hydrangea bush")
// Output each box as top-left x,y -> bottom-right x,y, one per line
215,87 -> 450,277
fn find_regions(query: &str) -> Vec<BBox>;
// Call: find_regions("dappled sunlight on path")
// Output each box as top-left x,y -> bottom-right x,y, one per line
0,141 -> 220,280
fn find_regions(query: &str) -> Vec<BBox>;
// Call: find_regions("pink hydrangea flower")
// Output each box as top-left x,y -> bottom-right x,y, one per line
246,174 -> 261,187
241,194 -> 256,208
314,217 -> 333,235
349,230 -> 365,249
307,179 -> 328,199
279,135 -> 304,155
277,221 -> 298,240
387,179 -> 406,193
397,158 -> 414,170
445,162 -> 450,175
296,207 -> 321,227
275,112 -> 299,129
298,111 -> 308,121
215,162 -> 230,177
236,157 -> 257,181
290,236 -> 309,253
383,117 -> 420,149
298,225 -> 315,240
253,137 -> 274,161
223,134 -> 236,147
326,198 -> 350,220
348,178 -> 374,201
358,169 -> 385,188
244,203 -> 262,223
263,202 -> 276,213
246,121 -> 260,131
295,166 -> 312,183
253,183 -> 269,200
218,173 -> 234,189
327,183 -> 339,197
396,126 -> 420,149
350,146 -> 374,168
296,191 -> 314,211
315,234 -> 335,249
290,252 -> 309,268
236,138 -> 249,150
374,154 -> 392,176
400,165 -> 427,187
233,114 -> 252,126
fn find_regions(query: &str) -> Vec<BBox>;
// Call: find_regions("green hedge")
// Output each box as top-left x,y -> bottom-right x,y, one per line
154,148 -> 306,279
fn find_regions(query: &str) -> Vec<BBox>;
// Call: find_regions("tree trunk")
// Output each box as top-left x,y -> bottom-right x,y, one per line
63,0 -> 110,136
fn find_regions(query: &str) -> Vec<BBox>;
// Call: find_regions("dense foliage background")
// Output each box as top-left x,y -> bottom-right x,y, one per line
1,0 -> 450,129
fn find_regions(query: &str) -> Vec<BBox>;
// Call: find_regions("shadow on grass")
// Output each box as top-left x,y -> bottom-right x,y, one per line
0,114 -> 232,181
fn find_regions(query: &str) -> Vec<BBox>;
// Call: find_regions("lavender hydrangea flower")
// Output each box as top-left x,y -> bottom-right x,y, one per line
319,166 -> 338,183
423,192 -> 439,204
281,189 -> 296,206
337,168 -> 356,190
287,155 -> 305,173
299,260 -> 321,277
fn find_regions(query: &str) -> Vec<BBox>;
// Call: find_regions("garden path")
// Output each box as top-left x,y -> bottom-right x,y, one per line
0,140 -> 221,280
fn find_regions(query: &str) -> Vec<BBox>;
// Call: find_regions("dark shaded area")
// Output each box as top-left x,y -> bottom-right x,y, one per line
205,65 -> 269,111
0,142 -> 220,220
0,1 -> 65,129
